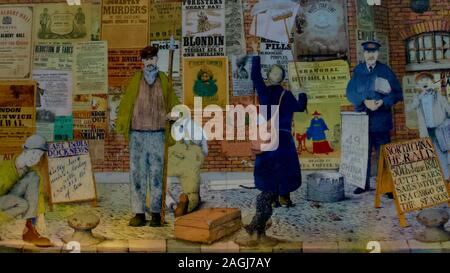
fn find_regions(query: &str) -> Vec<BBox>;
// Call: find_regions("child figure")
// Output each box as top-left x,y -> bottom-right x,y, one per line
407,72 -> 450,180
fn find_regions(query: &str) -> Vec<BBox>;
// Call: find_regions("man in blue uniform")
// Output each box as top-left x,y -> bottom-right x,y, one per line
346,41 -> 403,194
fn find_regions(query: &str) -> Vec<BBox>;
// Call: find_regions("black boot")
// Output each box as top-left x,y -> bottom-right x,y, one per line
353,187 -> 367,194
279,194 -> 295,208
149,213 -> 162,227
129,213 -> 146,227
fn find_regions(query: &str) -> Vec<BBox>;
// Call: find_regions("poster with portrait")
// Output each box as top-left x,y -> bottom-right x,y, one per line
260,38 -> 293,83
73,93 -> 107,140
101,0 -> 149,49
293,0 -> 348,59
183,57 -> 228,109
0,81 -> 35,153
0,6 -> 33,79
34,4 -> 92,43
231,55 -> 254,97
150,40 -> 181,78
182,0 -> 226,57
149,1 -> 182,41
73,41 -> 108,95
293,102 -> 341,170
225,0 -> 246,56
108,49 -> 142,89
33,42 -> 75,71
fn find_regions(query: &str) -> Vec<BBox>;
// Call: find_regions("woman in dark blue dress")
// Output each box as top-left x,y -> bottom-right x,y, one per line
236,43 -> 307,247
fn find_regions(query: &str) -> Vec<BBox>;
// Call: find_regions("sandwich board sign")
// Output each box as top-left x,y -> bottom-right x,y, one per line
46,140 -> 97,209
375,138 -> 450,227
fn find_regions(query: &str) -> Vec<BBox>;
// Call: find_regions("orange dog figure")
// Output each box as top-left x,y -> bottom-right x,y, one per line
295,133 -> 308,154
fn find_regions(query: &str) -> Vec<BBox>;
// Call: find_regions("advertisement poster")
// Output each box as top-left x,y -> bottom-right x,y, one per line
293,0 -> 348,59
54,115 -> 74,141
101,0 -> 149,49
288,60 -> 350,102
182,0 -> 226,57
383,138 -> 450,213
47,140 -> 96,203
150,40 -> 180,78
225,0 -> 246,56
33,70 -> 72,142
108,49 -> 142,89
260,38 -> 293,83
149,1 -> 182,41
356,0 -> 375,30
183,57 -> 228,109
73,41 -> 108,95
73,93 -> 107,140
356,29 -> 389,65
0,81 -> 35,152
293,102 -> 341,170
339,112 -> 369,189
33,42 -> 74,70
402,74 -> 419,130
34,4 -> 92,43
0,6 -> 33,79
231,55 -> 254,97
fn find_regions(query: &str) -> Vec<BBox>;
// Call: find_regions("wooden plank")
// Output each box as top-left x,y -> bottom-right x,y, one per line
175,217 -> 241,244
175,208 -> 241,230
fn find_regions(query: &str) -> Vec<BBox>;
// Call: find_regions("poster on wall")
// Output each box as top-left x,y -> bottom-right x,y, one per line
356,0 -> 375,30
108,49 -> 142,89
293,102 -> 342,170
0,6 -> 33,79
288,60 -> 350,102
0,81 -> 35,153
293,0 -> 348,59
73,93 -> 107,140
231,55 -> 254,97
47,140 -> 97,204
402,74 -> 419,130
33,42 -> 74,70
73,41 -> 108,95
149,1 -> 182,41
356,30 -> 390,65
183,57 -> 228,109
34,4 -> 92,43
101,0 -> 149,49
54,115 -> 73,141
150,40 -> 180,78
339,112 -> 369,189
90,3 -> 101,41
32,70 -> 72,142
182,0 -> 226,57
260,38 -> 293,83
225,0 -> 246,56
108,93 -> 122,133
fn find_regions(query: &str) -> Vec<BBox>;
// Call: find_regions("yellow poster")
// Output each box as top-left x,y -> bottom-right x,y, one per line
34,4 -> 92,43
294,102 -> 341,170
183,57 -> 228,109
101,0 -> 149,49
73,93 -> 107,140
0,6 -> 33,79
288,60 -> 350,102
149,1 -> 181,41
0,81 -> 36,153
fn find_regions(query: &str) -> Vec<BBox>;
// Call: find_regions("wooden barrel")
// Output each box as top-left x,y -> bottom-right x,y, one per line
306,172 -> 345,203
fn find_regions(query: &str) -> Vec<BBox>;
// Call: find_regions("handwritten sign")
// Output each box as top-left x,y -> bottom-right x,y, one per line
339,112 -> 368,189
47,140 -> 97,204
376,138 -> 450,227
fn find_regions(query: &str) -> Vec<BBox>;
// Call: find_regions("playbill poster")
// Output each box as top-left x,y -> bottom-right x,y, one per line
73,93 -> 107,140
260,38 -> 293,83
34,42 -> 74,71
293,0 -> 348,59
108,49 -> 142,89
0,81 -> 35,153
149,1 -> 182,41
225,0 -> 246,56
182,0 -> 226,57
183,57 -> 228,109
231,55 -> 253,97
73,41 -> 108,95
0,6 -> 33,79
34,4 -> 92,43
101,0 -> 149,49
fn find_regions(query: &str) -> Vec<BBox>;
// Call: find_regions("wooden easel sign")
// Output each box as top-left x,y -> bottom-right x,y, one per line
375,137 -> 450,227
46,140 -> 98,210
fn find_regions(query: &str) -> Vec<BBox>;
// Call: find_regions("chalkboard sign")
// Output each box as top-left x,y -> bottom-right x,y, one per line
47,140 -> 97,206
339,112 -> 369,189
375,138 -> 450,227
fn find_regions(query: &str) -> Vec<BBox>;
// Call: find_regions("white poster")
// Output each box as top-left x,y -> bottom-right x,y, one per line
260,38 -> 293,82
150,40 -> 181,78
225,0 -> 246,56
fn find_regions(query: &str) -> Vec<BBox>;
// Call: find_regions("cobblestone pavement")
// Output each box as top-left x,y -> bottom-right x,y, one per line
1,177 -> 449,244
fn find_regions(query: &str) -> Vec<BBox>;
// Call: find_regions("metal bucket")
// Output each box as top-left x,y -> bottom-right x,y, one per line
306,172 -> 345,203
